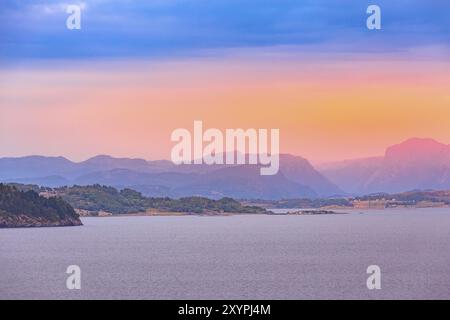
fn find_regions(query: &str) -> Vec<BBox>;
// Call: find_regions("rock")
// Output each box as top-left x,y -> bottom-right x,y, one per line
0,213 -> 82,228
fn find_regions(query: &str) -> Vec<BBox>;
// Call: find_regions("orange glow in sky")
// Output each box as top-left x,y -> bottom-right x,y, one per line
1,56 -> 449,163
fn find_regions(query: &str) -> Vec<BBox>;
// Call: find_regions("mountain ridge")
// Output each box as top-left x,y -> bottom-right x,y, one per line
0,153 -> 341,199
3,137 -> 449,198
318,138 -> 450,195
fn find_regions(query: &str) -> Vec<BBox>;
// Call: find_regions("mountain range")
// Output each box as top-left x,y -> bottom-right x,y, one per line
0,153 -> 342,199
1,138 -> 450,198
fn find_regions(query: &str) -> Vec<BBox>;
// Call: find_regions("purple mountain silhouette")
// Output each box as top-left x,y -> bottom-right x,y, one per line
0,154 -> 342,199
319,138 -> 450,194
3,138 -> 448,198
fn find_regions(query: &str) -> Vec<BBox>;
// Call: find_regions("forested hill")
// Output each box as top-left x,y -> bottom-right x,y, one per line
0,184 -> 82,228
8,184 -> 269,215
54,184 -> 269,215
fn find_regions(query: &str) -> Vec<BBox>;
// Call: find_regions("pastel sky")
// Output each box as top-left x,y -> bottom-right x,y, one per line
1,0 -> 450,163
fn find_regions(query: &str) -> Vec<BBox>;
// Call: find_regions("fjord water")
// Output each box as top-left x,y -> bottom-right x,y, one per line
1,209 -> 449,299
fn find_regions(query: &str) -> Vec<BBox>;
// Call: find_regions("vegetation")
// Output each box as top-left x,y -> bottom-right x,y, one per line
0,184 -> 79,221
246,190 -> 450,209
356,190 -> 450,205
5,183 -> 448,217
54,184 -> 269,214
6,183 -> 50,193
55,185 -> 147,214
146,196 -> 267,214
244,198 -> 353,209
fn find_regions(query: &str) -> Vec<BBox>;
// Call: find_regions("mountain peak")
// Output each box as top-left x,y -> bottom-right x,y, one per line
84,155 -> 115,162
398,137 -> 443,147
385,138 -> 450,160
83,155 -> 148,165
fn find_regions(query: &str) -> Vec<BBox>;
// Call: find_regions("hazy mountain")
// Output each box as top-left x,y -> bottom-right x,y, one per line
165,154 -> 342,198
74,169 -> 199,197
80,155 -> 151,172
364,138 -> 450,193
72,165 -> 319,200
0,156 -> 77,180
6,175 -> 71,188
318,138 -> 450,195
171,165 -> 318,200
278,154 -> 342,197
0,153 -> 340,199
4,138 -> 449,198
317,157 -> 384,194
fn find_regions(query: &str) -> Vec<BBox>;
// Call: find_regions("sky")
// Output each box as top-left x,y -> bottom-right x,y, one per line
0,0 -> 450,163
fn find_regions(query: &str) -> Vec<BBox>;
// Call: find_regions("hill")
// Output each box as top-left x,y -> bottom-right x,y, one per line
52,184 -> 269,215
0,184 -> 82,228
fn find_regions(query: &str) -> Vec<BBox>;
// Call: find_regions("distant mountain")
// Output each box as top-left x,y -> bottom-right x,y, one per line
80,155 -> 152,172
171,164 -> 318,200
9,175 -> 70,188
0,156 -> 76,180
0,155 -> 174,181
3,139 -> 449,197
278,154 -> 342,197
71,164 -> 320,200
0,153 -> 341,200
317,157 -> 384,194
74,169 -> 199,197
318,138 -> 450,195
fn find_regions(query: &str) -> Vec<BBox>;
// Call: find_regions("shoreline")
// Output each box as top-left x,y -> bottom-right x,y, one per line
77,205 -> 450,218
82,209 -> 350,218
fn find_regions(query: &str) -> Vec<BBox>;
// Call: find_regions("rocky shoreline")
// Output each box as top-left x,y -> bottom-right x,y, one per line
0,213 -> 82,228
0,184 -> 83,229
289,210 -> 347,215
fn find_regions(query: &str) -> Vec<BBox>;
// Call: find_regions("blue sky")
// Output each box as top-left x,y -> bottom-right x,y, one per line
0,0 -> 449,62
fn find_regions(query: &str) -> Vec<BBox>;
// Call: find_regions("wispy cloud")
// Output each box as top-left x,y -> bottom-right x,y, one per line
0,0 -> 449,63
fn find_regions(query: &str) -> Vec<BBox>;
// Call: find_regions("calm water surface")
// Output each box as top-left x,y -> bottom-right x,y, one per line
1,208 -> 450,299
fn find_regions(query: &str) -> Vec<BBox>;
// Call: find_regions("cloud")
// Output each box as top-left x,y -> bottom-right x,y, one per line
0,0 -> 449,63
